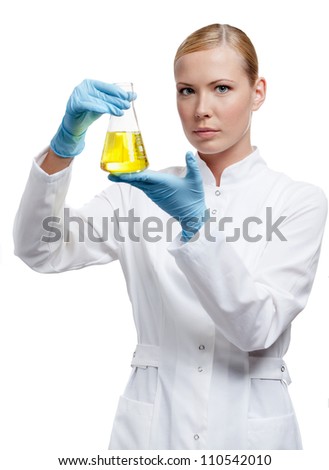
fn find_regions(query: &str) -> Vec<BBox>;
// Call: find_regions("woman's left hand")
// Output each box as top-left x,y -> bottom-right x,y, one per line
108,151 -> 207,241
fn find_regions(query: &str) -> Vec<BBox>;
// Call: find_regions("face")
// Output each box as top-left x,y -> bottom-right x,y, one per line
174,46 -> 266,161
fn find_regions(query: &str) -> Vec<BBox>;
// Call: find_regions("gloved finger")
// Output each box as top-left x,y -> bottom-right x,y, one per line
103,100 -> 131,115
83,79 -> 130,101
82,93 -> 131,111
108,171 -> 152,183
114,86 -> 137,102
122,171 -> 183,191
92,91 -> 132,110
72,82 -> 131,112
107,173 -> 152,192
185,151 -> 202,181
69,96 -> 129,116
92,80 -> 137,102
108,171 -> 170,190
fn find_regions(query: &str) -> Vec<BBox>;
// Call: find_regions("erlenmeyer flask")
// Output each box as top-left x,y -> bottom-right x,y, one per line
100,82 -> 149,173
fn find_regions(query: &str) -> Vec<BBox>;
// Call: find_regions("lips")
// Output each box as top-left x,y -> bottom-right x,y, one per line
193,128 -> 220,138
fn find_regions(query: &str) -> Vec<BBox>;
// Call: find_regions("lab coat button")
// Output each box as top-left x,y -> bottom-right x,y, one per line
194,434 -> 200,440
215,190 -> 221,196
211,209 -> 217,214
198,367 -> 204,372
199,344 -> 205,350
281,365 -> 285,372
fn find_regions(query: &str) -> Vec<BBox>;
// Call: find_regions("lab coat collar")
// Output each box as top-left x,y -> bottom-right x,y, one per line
195,146 -> 267,187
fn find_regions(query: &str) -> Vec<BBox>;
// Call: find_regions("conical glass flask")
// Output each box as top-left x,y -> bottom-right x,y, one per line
100,82 -> 149,173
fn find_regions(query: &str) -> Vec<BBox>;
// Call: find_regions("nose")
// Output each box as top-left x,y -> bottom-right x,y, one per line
194,92 -> 213,119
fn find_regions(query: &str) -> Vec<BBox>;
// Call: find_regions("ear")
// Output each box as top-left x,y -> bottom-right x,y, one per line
252,77 -> 266,111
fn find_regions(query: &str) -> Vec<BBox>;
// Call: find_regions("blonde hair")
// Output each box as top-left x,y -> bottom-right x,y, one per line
174,24 -> 259,85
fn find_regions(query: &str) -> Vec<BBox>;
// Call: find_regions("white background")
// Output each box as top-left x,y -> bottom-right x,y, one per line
0,0 -> 328,467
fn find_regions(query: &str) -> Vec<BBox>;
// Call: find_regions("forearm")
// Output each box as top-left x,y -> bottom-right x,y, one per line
168,186 -> 327,352
13,154 -> 73,271
169,231 -> 283,351
14,151 -> 120,273
41,148 -> 73,175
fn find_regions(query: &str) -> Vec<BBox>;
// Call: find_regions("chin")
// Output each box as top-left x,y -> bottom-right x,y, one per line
191,138 -> 228,155
196,138 -> 250,158
195,144 -> 230,156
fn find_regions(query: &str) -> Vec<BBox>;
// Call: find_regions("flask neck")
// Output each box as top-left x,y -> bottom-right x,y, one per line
109,104 -> 139,132
108,82 -> 139,133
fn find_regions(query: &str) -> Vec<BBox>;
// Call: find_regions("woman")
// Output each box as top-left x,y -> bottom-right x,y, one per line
13,24 -> 327,449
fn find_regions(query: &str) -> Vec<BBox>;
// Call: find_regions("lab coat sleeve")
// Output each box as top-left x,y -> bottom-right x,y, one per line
13,152 -> 121,273
168,183 -> 328,352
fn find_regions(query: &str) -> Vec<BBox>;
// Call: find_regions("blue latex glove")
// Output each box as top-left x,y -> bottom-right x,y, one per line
50,79 -> 136,157
108,151 -> 208,242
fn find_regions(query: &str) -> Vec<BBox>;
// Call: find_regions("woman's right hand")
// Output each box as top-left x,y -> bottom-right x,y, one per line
50,79 -> 135,158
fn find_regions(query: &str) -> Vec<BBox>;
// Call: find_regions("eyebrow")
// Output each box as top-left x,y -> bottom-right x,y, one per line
176,79 -> 236,87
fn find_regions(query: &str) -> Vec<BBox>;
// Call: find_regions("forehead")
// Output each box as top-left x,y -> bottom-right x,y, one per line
174,46 -> 247,83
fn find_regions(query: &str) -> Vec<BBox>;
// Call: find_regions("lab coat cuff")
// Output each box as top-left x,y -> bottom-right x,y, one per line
32,146 -> 74,183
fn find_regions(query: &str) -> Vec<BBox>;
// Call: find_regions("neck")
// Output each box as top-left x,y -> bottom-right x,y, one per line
199,143 -> 253,186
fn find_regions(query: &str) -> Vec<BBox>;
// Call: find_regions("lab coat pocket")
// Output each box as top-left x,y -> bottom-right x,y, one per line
247,378 -> 302,449
109,366 -> 158,449
109,395 -> 154,449
247,412 -> 302,450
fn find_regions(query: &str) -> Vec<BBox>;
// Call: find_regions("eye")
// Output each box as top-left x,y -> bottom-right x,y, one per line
179,87 -> 194,96
215,85 -> 230,94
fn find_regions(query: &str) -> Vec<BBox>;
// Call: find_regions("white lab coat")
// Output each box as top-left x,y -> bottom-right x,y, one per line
13,147 -> 327,450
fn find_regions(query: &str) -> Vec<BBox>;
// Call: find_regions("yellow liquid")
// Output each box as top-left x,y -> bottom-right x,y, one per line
100,131 -> 149,173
